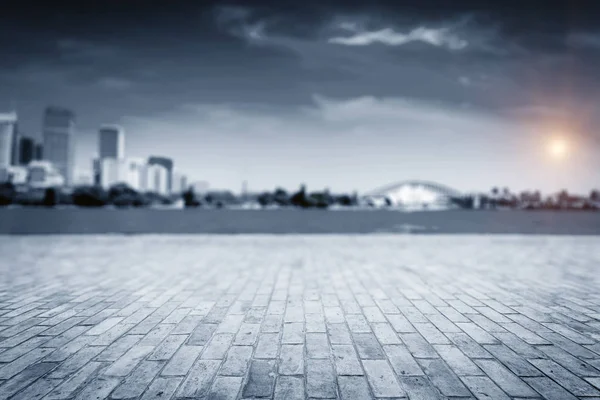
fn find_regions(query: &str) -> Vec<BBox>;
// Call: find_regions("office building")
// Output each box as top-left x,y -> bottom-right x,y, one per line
99,125 -> 125,159
11,123 -> 20,165
19,137 -> 35,165
27,160 -> 65,189
172,171 -> 188,194
98,158 -> 144,191
43,106 -> 76,186
35,143 -> 43,160
0,112 -> 17,167
148,156 -> 173,194
137,163 -> 168,195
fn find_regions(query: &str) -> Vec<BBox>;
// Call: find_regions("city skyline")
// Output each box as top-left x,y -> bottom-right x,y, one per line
1,1 -> 600,194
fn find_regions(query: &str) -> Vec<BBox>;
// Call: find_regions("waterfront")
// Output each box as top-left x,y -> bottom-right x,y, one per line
1,208 -> 599,235
0,235 -> 599,399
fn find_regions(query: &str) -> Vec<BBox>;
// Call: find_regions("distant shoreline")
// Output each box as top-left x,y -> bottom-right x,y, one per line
1,208 -> 599,235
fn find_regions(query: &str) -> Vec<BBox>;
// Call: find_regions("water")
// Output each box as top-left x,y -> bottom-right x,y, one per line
0,208 -> 599,235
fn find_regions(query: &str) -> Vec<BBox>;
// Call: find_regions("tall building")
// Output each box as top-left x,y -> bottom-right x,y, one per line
172,171 -> 188,194
98,125 -> 125,159
43,106 -> 75,185
0,112 -> 17,167
148,156 -> 173,194
19,137 -> 35,165
98,158 -> 144,191
35,143 -> 43,160
11,122 -> 20,165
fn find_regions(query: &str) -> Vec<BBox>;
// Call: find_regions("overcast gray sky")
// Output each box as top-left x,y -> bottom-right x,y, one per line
1,0 -> 599,194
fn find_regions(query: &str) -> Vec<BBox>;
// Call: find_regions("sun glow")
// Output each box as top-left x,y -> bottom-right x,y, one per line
548,138 -> 569,159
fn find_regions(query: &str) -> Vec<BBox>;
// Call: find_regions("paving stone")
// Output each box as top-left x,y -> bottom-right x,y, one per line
44,361 -> 104,400
208,376 -> 243,400
474,359 -> 539,397
48,345 -> 104,379
306,333 -> 330,359
386,314 -> 416,332
307,358 -> 337,398
362,359 -> 404,397
274,376 -> 305,400
354,333 -> 385,359
187,323 -> 218,346
371,323 -> 402,345
456,322 -> 498,344
397,376 -> 443,400
161,345 -> 202,376
446,332 -> 492,359
283,322 -> 305,344
201,333 -> 234,359
139,376 -> 182,400
338,376 -> 372,400
528,358 -> 600,396
73,376 -> 121,400
483,344 -> 542,377
234,323 -> 260,345
461,376 -> 510,400
221,345 -> 253,376
332,344 -> 363,376
434,344 -> 482,375
255,332 -> 280,359
400,333 -> 438,358
9,377 -> 58,400
111,360 -> 164,399
0,361 -> 58,399
176,359 -> 221,398
418,358 -> 471,397
0,347 -> 54,379
1,236 -> 600,400
147,334 -> 186,361
523,376 -> 578,400
280,344 -> 305,375
242,359 -> 277,398
490,331 -> 544,359
383,344 -> 423,376
327,323 -> 352,344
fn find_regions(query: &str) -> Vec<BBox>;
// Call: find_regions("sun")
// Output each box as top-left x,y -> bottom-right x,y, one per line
548,138 -> 568,159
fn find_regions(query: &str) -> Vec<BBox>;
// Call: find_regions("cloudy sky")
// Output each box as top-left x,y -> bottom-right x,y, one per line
2,0 -> 599,194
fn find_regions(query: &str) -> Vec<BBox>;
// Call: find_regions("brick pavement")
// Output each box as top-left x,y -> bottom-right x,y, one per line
0,235 -> 599,399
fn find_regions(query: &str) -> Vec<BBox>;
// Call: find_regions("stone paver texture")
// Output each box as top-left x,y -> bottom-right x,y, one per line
0,234 -> 599,399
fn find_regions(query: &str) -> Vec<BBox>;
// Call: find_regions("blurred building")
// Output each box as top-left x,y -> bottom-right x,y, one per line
0,165 -> 27,184
148,156 -> 173,194
0,112 -> 17,167
171,171 -> 188,194
99,125 -> 125,159
190,181 -> 209,194
19,137 -> 35,165
27,160 -> 65,189
74,171 -> 93,186
43,106 -> 76,186
140,164 -> 169,196
35,143 -> 43,160
98,158 -> 144,191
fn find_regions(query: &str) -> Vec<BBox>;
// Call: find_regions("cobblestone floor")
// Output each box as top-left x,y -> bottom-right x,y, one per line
0,235 -> 600,399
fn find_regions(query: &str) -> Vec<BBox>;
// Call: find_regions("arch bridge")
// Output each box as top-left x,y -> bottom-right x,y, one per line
363,180 -> 464,208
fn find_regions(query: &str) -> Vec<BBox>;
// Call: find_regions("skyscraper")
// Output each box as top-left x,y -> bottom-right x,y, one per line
0,112 -> 17,167
99,125 -> 125,159
11,122 -> 19,166
19,137 -> 35,165
43,106 -> 75,185
148,156 -> 173,194
35,143 -> 43,160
